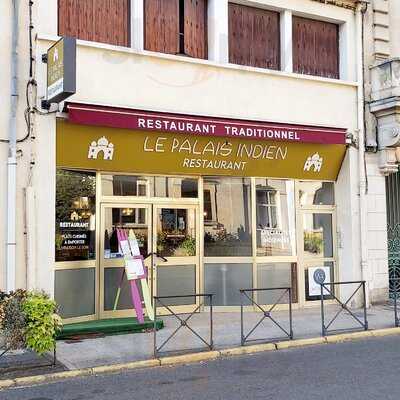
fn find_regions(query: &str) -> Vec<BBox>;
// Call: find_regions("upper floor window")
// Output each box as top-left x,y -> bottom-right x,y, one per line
144,0 -> 208,59
292,17 -> 339,79
228,4 -> 280,70
58,0 -> 130,47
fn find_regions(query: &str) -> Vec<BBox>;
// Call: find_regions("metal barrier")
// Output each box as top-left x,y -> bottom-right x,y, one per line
320,281 -> 368,336
240,287 -> 293,346
153,294 -> 213,358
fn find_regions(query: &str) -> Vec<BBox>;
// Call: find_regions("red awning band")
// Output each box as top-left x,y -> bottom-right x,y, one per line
66,103 -> 347,145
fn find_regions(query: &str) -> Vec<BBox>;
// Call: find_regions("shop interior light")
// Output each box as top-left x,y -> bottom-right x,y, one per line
80,211 -> 92,219
122,208 -> 133,216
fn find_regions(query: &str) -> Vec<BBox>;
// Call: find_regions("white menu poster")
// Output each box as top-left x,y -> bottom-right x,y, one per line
125,257 -> 145,280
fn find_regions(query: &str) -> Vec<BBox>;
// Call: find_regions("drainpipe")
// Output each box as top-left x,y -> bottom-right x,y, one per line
356,1 -> 369,307
7,0 -> 20,292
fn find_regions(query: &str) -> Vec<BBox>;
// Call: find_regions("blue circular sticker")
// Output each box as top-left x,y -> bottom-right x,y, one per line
313,268 -> 326,285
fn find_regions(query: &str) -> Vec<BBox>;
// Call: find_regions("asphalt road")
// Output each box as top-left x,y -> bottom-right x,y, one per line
3,335 -> 400,400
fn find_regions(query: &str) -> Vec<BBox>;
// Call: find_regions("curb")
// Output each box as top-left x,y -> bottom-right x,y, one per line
275,336 -> 326,349
1,327 -> 400,390
160,351 -> 220,366
219,342 -> 276,356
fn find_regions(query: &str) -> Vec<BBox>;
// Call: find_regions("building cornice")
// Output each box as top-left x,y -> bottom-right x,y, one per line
310,0 -> 358,11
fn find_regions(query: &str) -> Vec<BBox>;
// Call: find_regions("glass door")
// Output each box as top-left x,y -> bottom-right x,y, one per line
100,203 -> 200,319
100,204 -> 152,319
152,204 -> 200,314
300,211 -> 336,304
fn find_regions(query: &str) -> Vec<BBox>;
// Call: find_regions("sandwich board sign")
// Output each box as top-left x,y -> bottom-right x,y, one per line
43,37 -> 76,108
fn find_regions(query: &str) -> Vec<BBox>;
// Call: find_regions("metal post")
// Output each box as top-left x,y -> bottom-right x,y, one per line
153,297 -> 157,358
362,281 -> 368,330
209,294 -> 213,349
288,288 -> 293,339
320,284 -> 325,336
395,282 -> 399,328
240,290 -> 244,346
53,345 -> 57,367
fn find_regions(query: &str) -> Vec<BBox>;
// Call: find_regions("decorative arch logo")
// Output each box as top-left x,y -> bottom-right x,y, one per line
88,137 -> 114,160
304,152 -> 323,172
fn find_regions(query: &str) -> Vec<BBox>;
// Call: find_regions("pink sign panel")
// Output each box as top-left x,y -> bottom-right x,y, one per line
67,103 -> 346,145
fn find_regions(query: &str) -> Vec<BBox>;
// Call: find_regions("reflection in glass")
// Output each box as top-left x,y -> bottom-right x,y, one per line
203,177 -> 252,257
303,214 -> 333,258
299,181 -> 334,206
205,263 -> 252,306
255,179 -> 296,257
104,267 -> 145,311
101,174 -> 198,198
103,207 -> 149,258
157,265 -> 196,306
55,268 -> 95,318
257,263 -> 297,304
55,169 -> 96,262
157,208 -> 196,257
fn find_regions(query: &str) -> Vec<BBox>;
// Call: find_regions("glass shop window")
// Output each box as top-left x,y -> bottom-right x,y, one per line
156,208 -> 197,257
55,170 -> 96,262
101,175 -> 198,198
104,207 -> 149,259
302,213 -> 333,259
256,179 -> 296,257
298,181 -> 334,206
203,177 -> 252,257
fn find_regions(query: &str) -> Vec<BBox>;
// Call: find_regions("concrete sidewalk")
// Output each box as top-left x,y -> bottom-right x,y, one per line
55,304 -> 397,370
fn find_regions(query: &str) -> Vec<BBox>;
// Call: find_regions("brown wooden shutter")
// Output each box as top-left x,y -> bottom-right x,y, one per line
144,0 -> 179,54
229,4 -> 280,70
184,0 -> 207,59
293,17 -> 339,79
58,0 -> 130,47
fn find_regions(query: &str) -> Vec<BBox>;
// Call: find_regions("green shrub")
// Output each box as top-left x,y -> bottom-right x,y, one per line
181,236 -> 196,256
21,292 -> 62,355
0,290 -> 62,355
0,290 -> 27,350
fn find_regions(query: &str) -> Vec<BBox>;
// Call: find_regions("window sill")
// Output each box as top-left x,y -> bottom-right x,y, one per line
38,34 -> 358,88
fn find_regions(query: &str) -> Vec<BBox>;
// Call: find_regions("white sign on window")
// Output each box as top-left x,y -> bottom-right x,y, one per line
308,266 -> 331,296
125,257 -> 145,280
260,228 -> 290,246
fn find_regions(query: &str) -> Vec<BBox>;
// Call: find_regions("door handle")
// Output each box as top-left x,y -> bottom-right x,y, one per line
144,252 -> 168,262
156,254 -> 168,262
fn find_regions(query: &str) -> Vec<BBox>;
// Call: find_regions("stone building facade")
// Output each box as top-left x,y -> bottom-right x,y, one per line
0,0 -> 394,325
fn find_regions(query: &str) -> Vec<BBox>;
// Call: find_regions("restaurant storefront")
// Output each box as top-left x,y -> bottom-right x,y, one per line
55,104 -> 346,323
